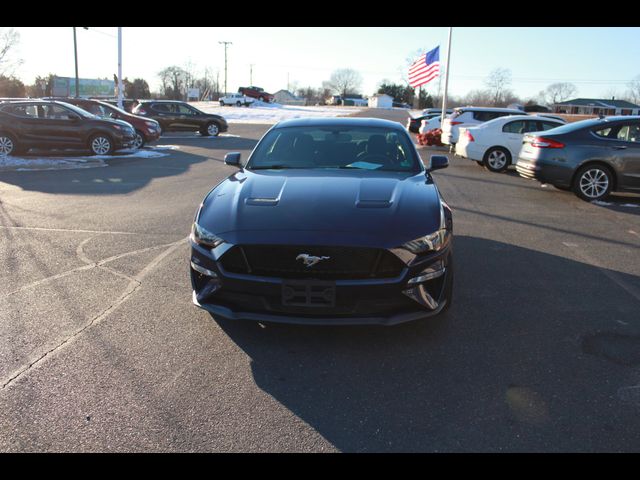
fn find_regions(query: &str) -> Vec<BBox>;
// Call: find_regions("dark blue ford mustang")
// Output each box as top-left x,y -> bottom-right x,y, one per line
190,117 -> 453,325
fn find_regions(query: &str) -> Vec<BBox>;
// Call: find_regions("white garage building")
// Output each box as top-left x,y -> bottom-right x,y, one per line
368,94 -> 394,109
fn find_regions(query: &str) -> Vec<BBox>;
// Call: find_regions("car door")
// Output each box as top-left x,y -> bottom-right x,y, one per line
611,121 -> 640,191
37,103 -> 84,148
173,103 -> 199,130
501,120 -> 526,157
0,103 -> 40,144
150,103 -> 174,130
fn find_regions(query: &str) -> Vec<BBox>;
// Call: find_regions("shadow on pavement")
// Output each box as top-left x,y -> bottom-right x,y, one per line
211,236 -> 640,452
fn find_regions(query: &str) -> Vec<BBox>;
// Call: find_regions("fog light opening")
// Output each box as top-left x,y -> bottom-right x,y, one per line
407,261 -> 445,285
191,261 -> 218,278
402,284 -> 439,310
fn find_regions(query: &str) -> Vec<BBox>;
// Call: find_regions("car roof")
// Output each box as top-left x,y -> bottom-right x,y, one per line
455,106 -> 523,113
273,117 -> 406,131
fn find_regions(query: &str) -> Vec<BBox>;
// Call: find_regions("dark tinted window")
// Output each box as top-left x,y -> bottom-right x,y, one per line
248,126 -> 419,172
502,120 -> 525,134
593,127 -> 616,138
152,103 -> 171,112
540,121 -> 562,131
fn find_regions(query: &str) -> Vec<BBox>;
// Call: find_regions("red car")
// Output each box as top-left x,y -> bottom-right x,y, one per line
237,86 -> 274,103
46,97 -> 161,148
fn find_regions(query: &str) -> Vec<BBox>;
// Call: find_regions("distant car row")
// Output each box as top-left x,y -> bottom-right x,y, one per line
0,98 -> 227,157
407,106 -> 640,201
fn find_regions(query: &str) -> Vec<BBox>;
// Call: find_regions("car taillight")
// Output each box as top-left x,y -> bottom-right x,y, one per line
137,109 -> 147,115
464,130 -> 474,142
530,136 -> 565,149
450,121 -> 463,126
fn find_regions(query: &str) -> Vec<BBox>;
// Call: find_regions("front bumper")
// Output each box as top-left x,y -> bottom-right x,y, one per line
190,241 -> 453,326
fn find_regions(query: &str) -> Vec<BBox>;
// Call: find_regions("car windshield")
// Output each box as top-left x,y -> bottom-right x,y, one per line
246,125 -> 421,172
99,102 -> 128,116
539,118 -> 608,135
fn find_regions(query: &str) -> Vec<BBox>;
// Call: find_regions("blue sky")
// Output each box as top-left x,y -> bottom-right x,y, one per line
9,27 -> 640,101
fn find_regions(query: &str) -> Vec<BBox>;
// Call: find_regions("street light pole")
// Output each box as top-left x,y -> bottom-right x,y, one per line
219,41 -> 232,95
117,27 -> 123,109
73,27 -> 79,97
73,27 -> 88,98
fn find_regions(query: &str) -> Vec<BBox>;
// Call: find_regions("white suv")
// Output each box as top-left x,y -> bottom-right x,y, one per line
440,107 -> 523,146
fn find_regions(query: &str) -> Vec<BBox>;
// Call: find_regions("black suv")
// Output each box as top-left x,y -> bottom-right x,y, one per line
0,100 -> 136,156
132,100 -> 228,136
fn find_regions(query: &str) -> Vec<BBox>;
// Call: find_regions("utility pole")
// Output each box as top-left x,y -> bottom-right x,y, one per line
219,41 -> 232,95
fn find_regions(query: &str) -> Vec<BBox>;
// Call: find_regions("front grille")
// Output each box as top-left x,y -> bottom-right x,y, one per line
219,245 -> 405,280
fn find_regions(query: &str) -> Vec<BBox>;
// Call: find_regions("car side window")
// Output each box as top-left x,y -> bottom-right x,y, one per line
523,120 -> 542,133
3,104 -> 38,118
41,104 -> 77,120
176,104 -> 194,115
616,124 -> 640,143
540,121 -> 561,131
152,103 -> 169,113
502,120 -> 525,134
593,127 -> 616,139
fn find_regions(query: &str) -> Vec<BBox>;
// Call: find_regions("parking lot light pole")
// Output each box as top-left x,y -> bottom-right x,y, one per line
73,27 -> 88,98
117,27 -> 123,109
219,41 -> 232,95
440,27 -> 453,128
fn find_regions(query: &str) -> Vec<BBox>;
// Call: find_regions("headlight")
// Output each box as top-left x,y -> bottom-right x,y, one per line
190,222 -> 224,248
402,229 -> 450,254
145,121 -> 158,128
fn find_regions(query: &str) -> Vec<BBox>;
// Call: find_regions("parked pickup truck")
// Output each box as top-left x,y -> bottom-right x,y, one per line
237,86 -> 274,103
219,93 -> 255,107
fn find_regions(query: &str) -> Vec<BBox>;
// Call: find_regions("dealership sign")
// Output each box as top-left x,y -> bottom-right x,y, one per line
52,77 -> 115,97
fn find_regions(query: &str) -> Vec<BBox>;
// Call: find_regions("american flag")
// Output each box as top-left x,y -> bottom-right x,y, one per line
409,46 -> 440,88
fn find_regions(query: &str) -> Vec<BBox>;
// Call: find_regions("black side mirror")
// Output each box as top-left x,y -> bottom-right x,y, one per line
224,152 -> 241,167
427,155 -> 449,172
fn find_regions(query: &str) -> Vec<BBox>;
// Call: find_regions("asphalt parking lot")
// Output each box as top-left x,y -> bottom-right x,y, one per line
1,108 -> 640,452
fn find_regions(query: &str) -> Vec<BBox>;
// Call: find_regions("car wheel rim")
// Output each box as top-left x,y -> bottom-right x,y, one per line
133,134 -> 143,149
579,168 -> 609,199
0,136 -> 14,155
207,124 -> 219,135
487,150 -> 506,169
92,137 -> 111,155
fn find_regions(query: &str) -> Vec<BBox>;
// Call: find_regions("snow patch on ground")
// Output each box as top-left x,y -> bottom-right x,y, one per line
191,101 -> 364,124
0,148 -> 170,171
592,200 -> 640,208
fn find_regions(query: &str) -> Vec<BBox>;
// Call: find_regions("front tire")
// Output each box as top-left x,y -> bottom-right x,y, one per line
0,133 -> 18,156
573,164 -> 613,201
219,101 -> 225,106
483,147 -> 511,173
89,134 -> 114,155
133,130 -> 146,149
200,122 -> 220,137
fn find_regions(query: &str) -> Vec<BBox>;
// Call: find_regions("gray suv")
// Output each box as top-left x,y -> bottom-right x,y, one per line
516,116 -> 640,201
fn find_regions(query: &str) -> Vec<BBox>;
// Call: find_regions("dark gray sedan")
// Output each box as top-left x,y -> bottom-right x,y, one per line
516,116 -> 640,201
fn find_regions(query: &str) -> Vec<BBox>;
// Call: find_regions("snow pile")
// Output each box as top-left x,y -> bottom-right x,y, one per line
191,101 -> 364,124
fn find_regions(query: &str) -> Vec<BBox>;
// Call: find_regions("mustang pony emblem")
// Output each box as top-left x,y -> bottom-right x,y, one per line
296,254 -> 330,268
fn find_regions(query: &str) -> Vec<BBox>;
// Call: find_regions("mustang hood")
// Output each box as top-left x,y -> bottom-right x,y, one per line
197,170 -> 443,248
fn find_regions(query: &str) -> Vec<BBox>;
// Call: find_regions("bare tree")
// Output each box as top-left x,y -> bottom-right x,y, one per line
0,28 -> 22,76
327,68 -> 363,99
158,66 -> 187,100
542,82 -> 577,106
485,68 -> 512,106
626,75 -> 640,105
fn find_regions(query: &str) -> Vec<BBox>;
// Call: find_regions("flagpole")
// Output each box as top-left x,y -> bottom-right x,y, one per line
440,27 -> 453,132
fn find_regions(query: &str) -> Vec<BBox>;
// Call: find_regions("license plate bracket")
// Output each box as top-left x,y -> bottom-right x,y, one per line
282,280 -> 336,307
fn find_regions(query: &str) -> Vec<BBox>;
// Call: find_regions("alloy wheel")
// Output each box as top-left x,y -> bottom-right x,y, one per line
132,133 -> 144,149
579,168 -> 609,200
486,149 -> 508,171
91,136 -> 112,155
207,123 -> 219,136
0,136 -> 14,155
